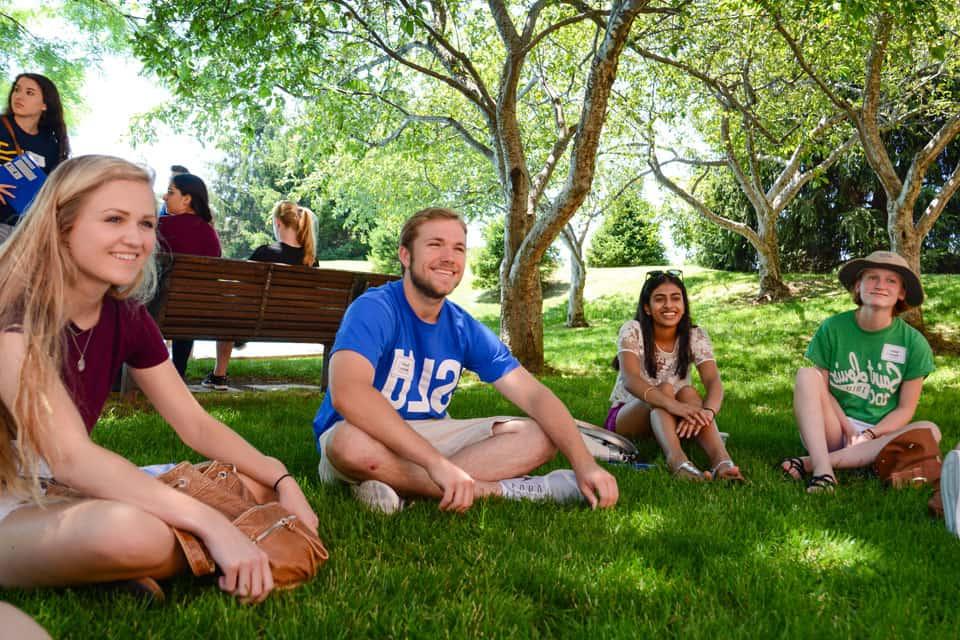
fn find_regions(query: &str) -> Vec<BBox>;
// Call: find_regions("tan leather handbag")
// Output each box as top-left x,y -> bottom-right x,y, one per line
873,430 -> 942,488
157,461 -> 329,589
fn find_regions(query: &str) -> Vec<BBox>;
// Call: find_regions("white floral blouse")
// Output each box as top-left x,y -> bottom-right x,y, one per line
608,320 -> 715,405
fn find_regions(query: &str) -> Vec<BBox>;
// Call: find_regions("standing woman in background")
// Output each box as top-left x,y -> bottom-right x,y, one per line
157,173 -> 221,379
202,200 -> 317,390
0,73 -> 70,244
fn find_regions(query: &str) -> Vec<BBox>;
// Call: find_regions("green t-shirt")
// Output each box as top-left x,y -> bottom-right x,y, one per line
805,310 -> 935,424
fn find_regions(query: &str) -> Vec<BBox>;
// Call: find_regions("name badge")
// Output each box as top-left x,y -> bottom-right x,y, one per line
392,351 -> 414,377
25,150 -> 46,168
881,344 -> 907,364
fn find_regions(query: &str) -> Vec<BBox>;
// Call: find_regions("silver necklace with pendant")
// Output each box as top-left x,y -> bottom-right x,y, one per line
68,324 -> 95,373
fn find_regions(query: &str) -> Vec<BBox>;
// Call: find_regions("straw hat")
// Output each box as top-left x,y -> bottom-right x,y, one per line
837,250 -> 923,307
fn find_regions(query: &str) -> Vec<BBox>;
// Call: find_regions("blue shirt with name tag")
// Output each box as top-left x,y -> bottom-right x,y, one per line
312,279 -> 519,445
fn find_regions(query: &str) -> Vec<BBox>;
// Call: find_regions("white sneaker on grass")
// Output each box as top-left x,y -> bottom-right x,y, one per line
942,450 -> 960,536
499,469 -> 585,504
351,480 -> 405,515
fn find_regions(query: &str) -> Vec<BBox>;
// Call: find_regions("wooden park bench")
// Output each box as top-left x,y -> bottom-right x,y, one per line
137,254 -> 398,390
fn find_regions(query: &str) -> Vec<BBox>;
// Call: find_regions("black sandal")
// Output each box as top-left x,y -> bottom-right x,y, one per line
779,457 -> 805,481
806,474 -> 837,494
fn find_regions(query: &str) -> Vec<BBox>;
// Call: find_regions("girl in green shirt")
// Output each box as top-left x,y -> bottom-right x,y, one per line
780,251 -> 938,493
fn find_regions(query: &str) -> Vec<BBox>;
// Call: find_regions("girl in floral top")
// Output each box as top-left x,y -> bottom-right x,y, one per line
606,270 -> 743,481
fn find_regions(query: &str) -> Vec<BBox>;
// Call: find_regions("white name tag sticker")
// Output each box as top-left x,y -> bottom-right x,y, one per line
25,150 -> 45,168
881,344 -> 907,364
392,352 -> 414,377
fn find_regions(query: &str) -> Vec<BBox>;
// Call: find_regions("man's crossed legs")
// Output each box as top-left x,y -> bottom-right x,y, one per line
318,416 -> 584,513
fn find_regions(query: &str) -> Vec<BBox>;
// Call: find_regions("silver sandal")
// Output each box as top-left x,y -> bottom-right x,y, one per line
711,459 -> 745,482
672,461 -> 707,481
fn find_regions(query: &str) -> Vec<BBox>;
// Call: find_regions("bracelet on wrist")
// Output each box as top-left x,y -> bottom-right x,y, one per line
863,428 -> 877,440
703,407 -> 716,418
642,387 -> 655,403
272,472 -> 294,492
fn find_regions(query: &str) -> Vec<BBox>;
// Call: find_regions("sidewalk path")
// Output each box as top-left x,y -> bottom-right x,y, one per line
190,341 -> 324,360
187,382 -> 323,394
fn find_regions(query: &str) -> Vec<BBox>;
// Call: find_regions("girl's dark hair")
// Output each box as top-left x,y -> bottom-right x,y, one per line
5,73 -> 70,162
612,272 -> 694,379
171,173 -> 212,223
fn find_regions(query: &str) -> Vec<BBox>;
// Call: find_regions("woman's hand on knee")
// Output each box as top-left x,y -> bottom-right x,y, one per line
671,402 -> 710,429
676,418 -> 702,439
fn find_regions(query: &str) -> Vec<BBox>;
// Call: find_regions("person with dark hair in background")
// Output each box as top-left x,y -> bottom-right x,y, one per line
0,73 -> 70,244
157,173 -> 221,379
606,270 -> 743,482
158,165 -> 190,217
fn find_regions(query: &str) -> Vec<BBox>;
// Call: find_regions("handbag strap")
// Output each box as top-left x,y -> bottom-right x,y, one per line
1,116 -> 22,155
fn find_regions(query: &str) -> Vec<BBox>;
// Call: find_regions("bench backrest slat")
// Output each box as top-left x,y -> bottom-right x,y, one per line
150,253 -> 398,345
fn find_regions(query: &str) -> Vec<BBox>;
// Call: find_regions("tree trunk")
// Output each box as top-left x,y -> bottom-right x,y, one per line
500,259 -> 545,373
566,247 -> 588,328
756,236 -> 790,302
888,203 -> 925,330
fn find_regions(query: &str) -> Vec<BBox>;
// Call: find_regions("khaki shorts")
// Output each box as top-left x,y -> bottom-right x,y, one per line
317,415 -> 518,484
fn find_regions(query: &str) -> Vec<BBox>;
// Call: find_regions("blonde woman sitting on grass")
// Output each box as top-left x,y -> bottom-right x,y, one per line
0,156 -> 318,603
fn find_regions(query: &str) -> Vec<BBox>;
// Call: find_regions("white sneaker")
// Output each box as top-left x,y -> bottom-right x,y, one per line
499,469 -> 585,504
942,450 -> 960,536
351,480 -> 405,515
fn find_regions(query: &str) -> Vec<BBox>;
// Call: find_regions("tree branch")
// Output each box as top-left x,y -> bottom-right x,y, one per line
897,114 -> 960,218
524,11 -> 594,55
627,43 -> 783,143
398,0 -> 495,109
334,88 -> 494,159
771,132 -> 858,213
329,0 -> 493,118
856,13 -> 903,198
720,116 -> 767,216
647,144 -> 763,248
766,4 -> 856,120
511,0 -> 651,280
528,73 -> 574,206
488,0 -> 521,49
917,159 -> 960,239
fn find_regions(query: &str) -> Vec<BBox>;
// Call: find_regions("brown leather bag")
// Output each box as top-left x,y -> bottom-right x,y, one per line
873,430 -> 942,488
157,461 -> 329,589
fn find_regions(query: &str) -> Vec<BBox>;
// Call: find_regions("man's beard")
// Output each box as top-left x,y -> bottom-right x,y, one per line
408,258 -> 456,300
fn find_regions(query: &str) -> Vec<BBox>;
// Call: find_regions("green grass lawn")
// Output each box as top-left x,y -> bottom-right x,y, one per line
7,267 -> 960,639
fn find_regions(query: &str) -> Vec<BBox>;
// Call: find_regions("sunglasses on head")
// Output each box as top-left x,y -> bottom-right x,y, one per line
645,269 -> 683,281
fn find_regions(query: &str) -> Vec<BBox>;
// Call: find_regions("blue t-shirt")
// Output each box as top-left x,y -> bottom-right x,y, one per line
312,280 -> 520,444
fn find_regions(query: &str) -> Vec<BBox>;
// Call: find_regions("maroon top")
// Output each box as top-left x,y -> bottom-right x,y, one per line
157,214 -> 222,257
61,298 -> 170,433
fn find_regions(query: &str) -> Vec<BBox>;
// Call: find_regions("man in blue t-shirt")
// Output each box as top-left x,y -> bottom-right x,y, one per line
314,208 -> 618,514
